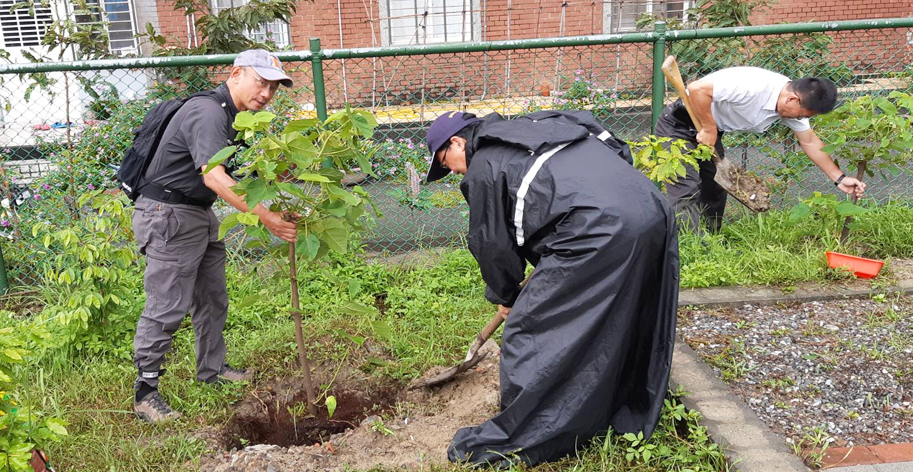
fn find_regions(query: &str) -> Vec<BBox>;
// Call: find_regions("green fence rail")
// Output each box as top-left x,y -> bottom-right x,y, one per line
0,17 -> 911,287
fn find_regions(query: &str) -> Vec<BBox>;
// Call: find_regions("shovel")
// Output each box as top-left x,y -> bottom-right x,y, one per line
661,56 -> 771,213
409,273 -> 531,389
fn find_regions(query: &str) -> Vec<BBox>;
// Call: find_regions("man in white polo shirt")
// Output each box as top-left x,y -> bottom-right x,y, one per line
656,66 -> 866,233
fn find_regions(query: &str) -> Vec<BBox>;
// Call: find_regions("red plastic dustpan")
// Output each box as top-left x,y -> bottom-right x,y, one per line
825,251 -> 884,279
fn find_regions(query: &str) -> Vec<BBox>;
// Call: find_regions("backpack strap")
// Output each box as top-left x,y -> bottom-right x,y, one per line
137,90 -> 234,207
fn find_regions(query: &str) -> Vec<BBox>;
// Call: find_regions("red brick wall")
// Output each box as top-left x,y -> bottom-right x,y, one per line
152,0 -> 912,108
750,0 -> 911,24
155,0 -> 193,49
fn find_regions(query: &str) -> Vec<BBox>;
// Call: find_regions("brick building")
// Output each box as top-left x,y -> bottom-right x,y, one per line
0,0 -> 910,123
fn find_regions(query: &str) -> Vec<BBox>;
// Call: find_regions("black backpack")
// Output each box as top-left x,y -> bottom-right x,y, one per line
117,90 -> 225,202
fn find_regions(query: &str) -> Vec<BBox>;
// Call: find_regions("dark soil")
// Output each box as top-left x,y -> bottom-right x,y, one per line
222,377 -> 399,449
716,158 -> 771,212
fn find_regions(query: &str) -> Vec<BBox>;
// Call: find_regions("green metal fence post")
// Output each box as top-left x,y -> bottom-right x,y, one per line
309,38 -> 328,122
651,21 -> 667,133
0,243 -> 8,294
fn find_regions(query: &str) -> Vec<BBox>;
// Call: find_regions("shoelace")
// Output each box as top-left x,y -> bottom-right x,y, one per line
145,394 -> 173,415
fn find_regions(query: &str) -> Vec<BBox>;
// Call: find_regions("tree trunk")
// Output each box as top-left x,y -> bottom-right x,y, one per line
289,241 -> 318,416
839,162 -> 867,245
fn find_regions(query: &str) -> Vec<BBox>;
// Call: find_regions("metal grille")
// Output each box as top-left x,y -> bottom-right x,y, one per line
0,0 -> 52,47
210,0 -> 291,47
605,0 -> 692,33
380,0 -> 478,46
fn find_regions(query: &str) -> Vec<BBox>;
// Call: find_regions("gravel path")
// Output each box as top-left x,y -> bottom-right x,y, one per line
678,295 -> 913,449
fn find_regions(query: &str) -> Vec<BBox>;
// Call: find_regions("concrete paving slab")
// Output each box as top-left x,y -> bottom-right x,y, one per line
873,462 -> 913,471
678,279 -> 913,308
829,466 -> 881,472
670,337 -> 810,472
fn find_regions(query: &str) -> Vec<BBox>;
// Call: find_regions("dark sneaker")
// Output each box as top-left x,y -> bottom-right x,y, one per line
134,391 -> 180,423
219,365 -> 254,382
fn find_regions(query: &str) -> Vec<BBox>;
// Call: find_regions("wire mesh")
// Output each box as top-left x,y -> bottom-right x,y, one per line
0,23 -> 910,286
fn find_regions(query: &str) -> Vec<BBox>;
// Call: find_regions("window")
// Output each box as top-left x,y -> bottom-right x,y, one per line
604,1 -> 691,34
77,0 -> 139,54
210,0 -> 290,48
379,0 -> 480,46
0,0 -> 52,48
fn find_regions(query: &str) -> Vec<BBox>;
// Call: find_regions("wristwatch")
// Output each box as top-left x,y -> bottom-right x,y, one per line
834,173 -> 847,187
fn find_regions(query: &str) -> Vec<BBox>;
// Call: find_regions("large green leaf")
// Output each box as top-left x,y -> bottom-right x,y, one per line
338,301 -> 377,317
327,186 -> 359,205
350,110 -> 378,138
218,213 -> 240,239
286,135 -> 318,167
45,418 -> 69,436
244,178 -> 279,208
787,203 -> 811,223
371,320 -> 393,340
276,182 -> 309,200
296,173 -> 332,183
835,201 -> 868,217
320,199 -> 349,217
236,212 -> 260,226
874,97 -> 898,116
285,118 -> 319,133
300,233 -> 321,261
318,219 -> 348,253
205,145 -> 238,171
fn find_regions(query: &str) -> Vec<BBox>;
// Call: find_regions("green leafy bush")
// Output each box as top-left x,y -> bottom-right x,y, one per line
815,92 -> 913,180
523,69 -> 619,117
0,324 -> 67,472
31,190 -> 138,356
629,136 -> 712,190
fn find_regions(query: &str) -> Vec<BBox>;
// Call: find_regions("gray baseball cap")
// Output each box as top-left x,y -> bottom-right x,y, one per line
234,49 -> 293,87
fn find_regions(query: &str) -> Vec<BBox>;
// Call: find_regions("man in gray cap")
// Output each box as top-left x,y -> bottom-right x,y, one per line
131,49 -> 297,423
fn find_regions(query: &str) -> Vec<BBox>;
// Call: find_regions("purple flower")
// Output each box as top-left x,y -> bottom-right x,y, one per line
1,220 -> 9,228
33,194 -> 40,201
41,183 -> 51,191
87,184 -> 95,190
407,143 -> 414,149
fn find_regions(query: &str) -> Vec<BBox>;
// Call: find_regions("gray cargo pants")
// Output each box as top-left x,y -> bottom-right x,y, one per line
132,195 -> 228,391
655,100 -> 728,234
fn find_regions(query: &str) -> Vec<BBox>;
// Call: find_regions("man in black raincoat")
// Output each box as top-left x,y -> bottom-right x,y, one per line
424,110 -> 679,466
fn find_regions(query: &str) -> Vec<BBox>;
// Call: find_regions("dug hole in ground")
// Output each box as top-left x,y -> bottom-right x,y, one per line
199,339 -> 503,472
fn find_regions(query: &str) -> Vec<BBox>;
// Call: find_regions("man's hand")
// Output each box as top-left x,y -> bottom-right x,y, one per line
497,304 -> 511,321
838,177 -> 866,199
696,128 -> 718,148
258,209 -> 298,243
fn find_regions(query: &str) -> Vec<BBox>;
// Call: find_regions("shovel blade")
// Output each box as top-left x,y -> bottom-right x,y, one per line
407,350 -> 489,389
713,156 -> 771,213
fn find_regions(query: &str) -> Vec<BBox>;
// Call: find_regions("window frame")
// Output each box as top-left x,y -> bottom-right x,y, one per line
378,0 -> 481,47
75,0 -> 139,55
209,0 -> 292,48
602,0 -> 693,34
0,0 -> 53,48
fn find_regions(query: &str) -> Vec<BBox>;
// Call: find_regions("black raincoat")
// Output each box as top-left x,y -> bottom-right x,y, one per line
448,111 -> 679,466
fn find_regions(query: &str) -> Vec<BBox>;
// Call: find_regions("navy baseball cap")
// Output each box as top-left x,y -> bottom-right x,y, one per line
425,111 -> 480,182
234,49 -> 293,87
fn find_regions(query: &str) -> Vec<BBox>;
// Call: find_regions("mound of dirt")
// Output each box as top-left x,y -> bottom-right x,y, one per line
201,339 -> 502,472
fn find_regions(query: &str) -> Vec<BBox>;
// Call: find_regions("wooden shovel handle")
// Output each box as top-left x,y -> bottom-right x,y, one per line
661,55 -> 703,131
464,272 -> 533,362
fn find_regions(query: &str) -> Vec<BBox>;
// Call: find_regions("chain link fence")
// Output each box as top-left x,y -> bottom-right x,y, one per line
0,19 -> 910,286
